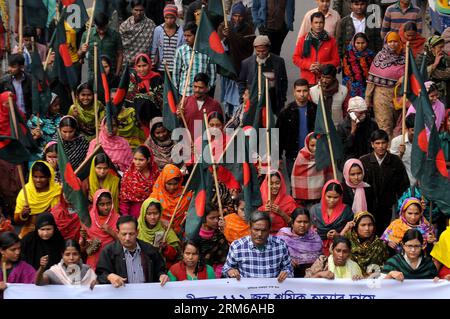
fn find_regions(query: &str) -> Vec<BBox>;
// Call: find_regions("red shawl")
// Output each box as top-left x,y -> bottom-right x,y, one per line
50,195 -> 81,241
168,261 -> 208,281
399,24 -> 425,57
134,53 -> 160,92
320,179 -> 346,224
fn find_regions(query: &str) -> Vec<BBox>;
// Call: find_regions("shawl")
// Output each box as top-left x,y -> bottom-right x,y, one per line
368,32 -> 405,86
431,226 -> 450,268
168,260 -> 209,281
84,189 -> 119,269
145,117 -> 176,171
0,260 -> 36,283
88,155 -> 120,210
68,101 -> 105,139
327,254 -> 362,279
15,161 -> 62,216
382,254 -> 438,279
117,107 -> 146,149
87,119 -> 133,173
47,260 -> 97,285
21,213 -> 65,270
342,159 -> 370,213
399,24 -> 425,57
62,135 -> 89,171
50,195 -> 81,241
276,227 -> 322,265
134,53 -> 160,90
149,164 -> 192,235
120,146 -> 159,203
302,30 -> 329,58
137,197 -> 180,250
198,228 -> 229,266
120,15 -> 156,64
347,211 -> 388,275
381,198 -> 433,251
223,213 -> 250,244
258,170 -> 297,233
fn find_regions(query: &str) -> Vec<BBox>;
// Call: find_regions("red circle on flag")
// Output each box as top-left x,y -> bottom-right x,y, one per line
418,129 -> 428,152
436,150 -> 449,178
59,44 -> 73,67
167,91 -> 177,114
61,0 -> 76,5
209,32 -> 225,54
195,190 -> 206,218
243,162 -> 250,186
244,100 -> 250,113
64,164 -> 81,191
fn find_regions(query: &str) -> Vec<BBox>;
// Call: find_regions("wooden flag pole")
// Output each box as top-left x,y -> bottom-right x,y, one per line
93,42 -> 99,146
18,0 -> 23,53
84,0 -> 97,46
402,42 -> 410,145
8,95 -> 29,206
257,63 -> 262,102
318,84 -> 338,180
2,259 -> 7,283
265,77 -> 272,206
203,110 -> 224,219
221,0 -> 228,28
73,143 -> 102,175
43,48 -> 53,71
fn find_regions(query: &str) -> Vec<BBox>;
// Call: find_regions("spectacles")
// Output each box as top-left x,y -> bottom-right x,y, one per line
404,244 -> 422,250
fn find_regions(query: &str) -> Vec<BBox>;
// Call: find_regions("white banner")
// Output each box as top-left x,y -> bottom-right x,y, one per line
4,278 -> 450,299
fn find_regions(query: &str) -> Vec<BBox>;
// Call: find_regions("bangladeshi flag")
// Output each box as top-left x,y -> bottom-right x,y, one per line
207,0 -> 225,27
60,0 -> 89,31
314,90 -> 343,171
0,136 -> 30,164
23,0 -> 48,29
57,134 -> 91,227
194,9 -> 237,78
52,14 -> 79,90
162,70 -> 181,132
112,64 -> 130,116
30,49 -> 52,116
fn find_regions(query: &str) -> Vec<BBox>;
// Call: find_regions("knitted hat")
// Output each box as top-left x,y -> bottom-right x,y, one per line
347,96 -> 368,112
231,2 -> 246,16
164,4 -> 178,18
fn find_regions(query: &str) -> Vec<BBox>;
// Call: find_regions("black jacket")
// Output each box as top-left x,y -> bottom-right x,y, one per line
0,72 -> 32,119
96,239 -> 166,284
276,101 -> 316,160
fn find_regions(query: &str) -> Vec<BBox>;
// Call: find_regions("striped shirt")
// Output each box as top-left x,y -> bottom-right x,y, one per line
159,29 -> 179,72
381,2 -> 422,39
222,235 -> 293,278
123,243 -> 146,284
172,44 -> 216,96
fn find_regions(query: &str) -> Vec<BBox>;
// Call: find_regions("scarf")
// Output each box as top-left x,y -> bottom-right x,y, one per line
302,30 -> 329,58
348,211 -> 388,275
16,161 -> 62,216
399,24 -> 425,57
276,227 -> 322,265
145,117 -> 176,171
169,260 -> 209,281
50,194 -> 81,241
327,254 -> 362,279
62,134 -> 89,171
87,119 -> 133,173
88,155 -> 120,209
120,16 -> 155,64
134,53 -> 160,92
149,164 -> 192,235
48,260 -> 97,285
69,100 -> 105,139
137,198 -> 180,249
431,226 -> 450,268
117,107 -> 146,149
0,260 -> 36,284
382,254 -> 438,279
342,159 -> 370,213
120,146 -> 158,202
223,213 -> 250,244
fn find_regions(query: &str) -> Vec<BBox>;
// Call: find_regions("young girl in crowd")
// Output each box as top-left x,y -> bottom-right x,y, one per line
168,240 -> 216,281
42,142 -> 60,183
87,118 -> 133,173
149,164 -> 192,236
14,161 -> 62,238
100,55 -> 119,95
59,115 -> 89,171
35,239 -> 97,286
276,208 -> 323,278
310,180 -> 354,256
50,194 -> 81,241
342,33 -> 375,98
145,117 -> 177,171
342,159 -> 373,214
80,189 -> 119,270
137,198 -> 180,268
120,145 -> 159,218
68,83 -> 105,141
223,194 -> 250,245
84,153 -> 120,209
198,206 -> 229,278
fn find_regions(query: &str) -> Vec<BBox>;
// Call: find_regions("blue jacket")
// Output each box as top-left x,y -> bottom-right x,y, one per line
150,24 -> 185,70
251,0 -> 295,31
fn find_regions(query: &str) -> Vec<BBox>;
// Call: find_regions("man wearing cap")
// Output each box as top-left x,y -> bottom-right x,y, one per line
337,96 -> 379,166
238,35 -> 288,116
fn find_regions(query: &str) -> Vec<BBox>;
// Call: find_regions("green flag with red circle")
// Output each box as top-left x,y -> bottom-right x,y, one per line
162,71 -> 181,132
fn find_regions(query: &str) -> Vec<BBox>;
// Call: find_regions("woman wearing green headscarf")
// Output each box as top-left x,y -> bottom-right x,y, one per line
137,198 -> 181,268
416,35 -> 450,106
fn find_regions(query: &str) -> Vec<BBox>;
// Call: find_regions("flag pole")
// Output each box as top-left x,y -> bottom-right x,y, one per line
2,258 -> 6,282
84,0 -> 97,46
265,77 -> 272,205
43,48 -> 53,71
402,42 -> 410,145
203,110 -> 224,219
257,63 -> 262,102
8,94 -> 29,206
93,42 -> 99,146
318,84 -> 338,180
221,0 -> 228,28
31,36 -> 41,131
18,0 -> 23,53
73,143 -> 102,175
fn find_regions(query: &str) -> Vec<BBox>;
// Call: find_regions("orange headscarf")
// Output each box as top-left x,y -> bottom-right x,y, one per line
386,31 -> 403,55
399,23 -> 425,57
149,164 -> 192,235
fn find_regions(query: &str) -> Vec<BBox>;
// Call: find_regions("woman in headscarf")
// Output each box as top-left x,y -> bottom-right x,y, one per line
440,109 -> 450,177
14,161 -> 62,238
125,53 -> 163,136
100,55 -> 119,91
398,22 -> 425,58
145,117 -> 177,171
381,197 -> 435,255
340,211 -> 388,277
80,189 -> 119,270
310,180 -> 354,256
21,212 -> 65,271
342,33 -> 375,98
291,133 -> 334,209
416,35 -> 450,106
365,31 -> 405,138
119,145 -> 159,218
342,159 -> 373,214
137,198 -> 180,268
50,194 -> 81,241
149,164 -> 192,236
431,224 -> 450,279
276,208 -> 322,278
86,117 -> 133,173
59,115 -> 89,171
115,102 -> 146,149
223,194 -> 250,244
258,170 -> 298,234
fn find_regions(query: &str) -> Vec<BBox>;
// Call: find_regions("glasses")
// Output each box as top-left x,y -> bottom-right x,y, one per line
404,244 -> 422,250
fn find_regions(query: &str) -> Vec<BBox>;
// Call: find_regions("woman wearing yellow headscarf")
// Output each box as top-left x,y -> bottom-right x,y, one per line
14,161 -> 62,238
431,226 -> 450,280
